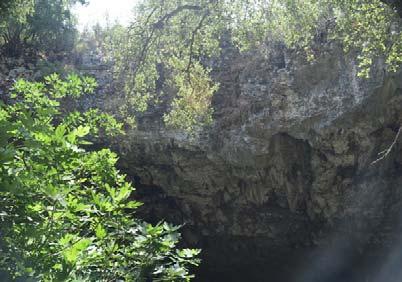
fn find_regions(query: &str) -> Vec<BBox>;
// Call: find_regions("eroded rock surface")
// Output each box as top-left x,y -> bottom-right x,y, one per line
94,41 -> 402,281
2,28 -> 402,281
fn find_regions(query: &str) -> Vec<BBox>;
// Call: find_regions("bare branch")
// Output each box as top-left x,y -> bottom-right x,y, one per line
186,10 -> 210,79
130,4 -> 206,79
371,126 -> 401,165
128,6 -> 157,34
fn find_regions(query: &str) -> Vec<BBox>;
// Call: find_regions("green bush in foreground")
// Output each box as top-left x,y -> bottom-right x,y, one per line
0,74 -> 200,281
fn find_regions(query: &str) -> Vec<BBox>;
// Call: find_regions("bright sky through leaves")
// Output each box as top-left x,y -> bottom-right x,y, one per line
73,0 -> 138,30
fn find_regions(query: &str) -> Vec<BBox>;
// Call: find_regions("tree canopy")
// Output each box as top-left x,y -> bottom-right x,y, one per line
0,0 -> 86,57
1,0 -> 401,131
99,0 -> 402,132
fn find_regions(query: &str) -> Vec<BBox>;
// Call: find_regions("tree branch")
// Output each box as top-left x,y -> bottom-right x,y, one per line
152,5 -> 203,29
131,5 -> 205,77
186,10 -> 210,82
371,126 -> 401,165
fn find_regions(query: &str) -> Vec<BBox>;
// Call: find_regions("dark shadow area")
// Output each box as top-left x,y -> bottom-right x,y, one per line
195,239 -> 402,282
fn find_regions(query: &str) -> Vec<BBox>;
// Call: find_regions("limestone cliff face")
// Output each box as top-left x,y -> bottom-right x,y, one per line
83,41 -> 402,281
5,42 -> 400,281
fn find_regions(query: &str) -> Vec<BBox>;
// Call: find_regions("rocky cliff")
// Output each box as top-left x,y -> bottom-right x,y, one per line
2,41 -> 402,281
97,41 -> 402,281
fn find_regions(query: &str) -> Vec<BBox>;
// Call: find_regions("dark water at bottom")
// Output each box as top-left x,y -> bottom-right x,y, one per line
194,239 -> 402,282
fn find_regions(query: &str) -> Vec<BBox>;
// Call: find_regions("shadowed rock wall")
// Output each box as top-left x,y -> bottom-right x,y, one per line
98,41 -> 402,281
2,24 -> 402,281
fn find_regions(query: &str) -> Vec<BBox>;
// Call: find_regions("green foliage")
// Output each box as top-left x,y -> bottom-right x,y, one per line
3,0 -> 399,131
101,0 -> 224,133
0,0 -> 86,57
163,60 -> 217,132
97,0 -> 401,132
236,0 -> 401,76
332,0 -> 401,77
0,75 -> 200,281
36,59 -> 78,79
0,0 -> 34,23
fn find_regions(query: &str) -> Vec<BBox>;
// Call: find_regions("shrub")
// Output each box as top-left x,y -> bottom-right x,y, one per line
0,74 -> 200,281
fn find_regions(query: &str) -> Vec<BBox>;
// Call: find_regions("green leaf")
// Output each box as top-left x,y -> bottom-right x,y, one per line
114,183 -> 132,203
63,238 -> 92,264
125,201 -> 143,209
95,225 -> 107,239
74,126 -> 90,138
55,124 -> 66,140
